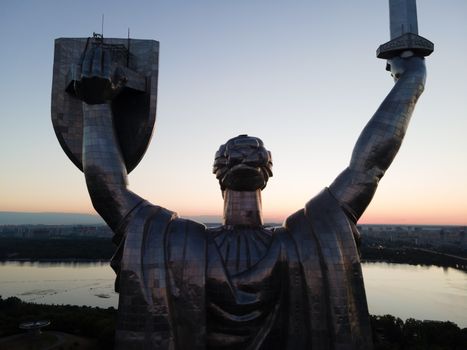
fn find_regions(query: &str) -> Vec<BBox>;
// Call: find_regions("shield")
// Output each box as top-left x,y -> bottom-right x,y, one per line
51,37 -> 159,173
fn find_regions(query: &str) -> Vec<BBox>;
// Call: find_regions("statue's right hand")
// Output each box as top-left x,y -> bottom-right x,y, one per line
75,46 -> 127,104
387,55 -> 426,83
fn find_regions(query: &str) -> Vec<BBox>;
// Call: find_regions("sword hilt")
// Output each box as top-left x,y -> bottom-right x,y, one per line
377,33 -> 434,59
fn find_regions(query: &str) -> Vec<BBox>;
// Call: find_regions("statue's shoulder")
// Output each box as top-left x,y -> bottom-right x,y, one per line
282,209 -> 306,234
125,203 -> 208,240
123,201 -> 176,227
165,218 -> 208,265
304,188 -> 339,213
115,201 -> 187,241
168,217 -> 207,232
281,188 -> 346,237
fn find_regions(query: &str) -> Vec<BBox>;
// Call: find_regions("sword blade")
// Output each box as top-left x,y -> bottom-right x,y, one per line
390,0 -> 418,39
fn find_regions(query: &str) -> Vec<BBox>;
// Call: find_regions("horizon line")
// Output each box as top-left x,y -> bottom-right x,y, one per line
0,211 -> 466,227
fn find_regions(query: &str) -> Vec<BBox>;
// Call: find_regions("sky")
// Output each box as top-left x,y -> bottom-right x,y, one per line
0,0 -> 466,225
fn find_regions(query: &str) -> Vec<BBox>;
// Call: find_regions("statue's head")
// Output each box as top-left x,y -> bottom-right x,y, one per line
213,135 -> 273,192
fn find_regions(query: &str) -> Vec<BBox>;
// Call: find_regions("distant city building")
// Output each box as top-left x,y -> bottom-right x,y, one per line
358,224 -> 467,250
0,224 -> 113,238
1,223 -> 466,252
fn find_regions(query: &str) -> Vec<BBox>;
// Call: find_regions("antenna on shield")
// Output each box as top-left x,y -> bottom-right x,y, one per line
93,14 -> 104,44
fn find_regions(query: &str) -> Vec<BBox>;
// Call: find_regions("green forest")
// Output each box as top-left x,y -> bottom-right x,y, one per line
0,296 -> 115,349
1,296 -> 466,349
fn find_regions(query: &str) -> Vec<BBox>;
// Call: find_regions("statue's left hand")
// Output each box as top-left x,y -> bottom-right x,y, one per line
75,46 -> 127,104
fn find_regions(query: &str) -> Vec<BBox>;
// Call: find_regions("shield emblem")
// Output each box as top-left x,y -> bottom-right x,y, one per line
51,37 -> 159,173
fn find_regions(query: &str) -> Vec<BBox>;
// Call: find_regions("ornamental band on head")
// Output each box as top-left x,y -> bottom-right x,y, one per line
213,134 -> 273,192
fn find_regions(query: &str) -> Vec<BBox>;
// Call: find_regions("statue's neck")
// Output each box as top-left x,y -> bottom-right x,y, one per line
223,189 -> 263,227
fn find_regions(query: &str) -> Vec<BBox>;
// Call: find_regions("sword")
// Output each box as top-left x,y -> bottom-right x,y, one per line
377,0 -> 434,59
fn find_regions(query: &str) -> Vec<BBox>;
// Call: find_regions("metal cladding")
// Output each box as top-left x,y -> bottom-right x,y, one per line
51,36 -> 159,173
53,31 -> 427,349
377,0 -> 433,59
389,0 -> 419,39
376,33 -> 434,59
213,134 -> 273,191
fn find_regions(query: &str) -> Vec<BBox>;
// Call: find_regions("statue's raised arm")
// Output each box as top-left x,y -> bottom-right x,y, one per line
78,44 -> 144,230
51,35 -> 159,232
329,56 -> 426,222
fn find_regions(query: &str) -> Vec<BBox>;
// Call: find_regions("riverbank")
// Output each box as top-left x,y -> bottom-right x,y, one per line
361,246 -> 467,271
0,238 -> 114,261
1,237 -> 466,272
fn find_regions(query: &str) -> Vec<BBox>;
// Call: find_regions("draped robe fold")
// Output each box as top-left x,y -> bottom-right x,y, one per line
111,188 -> 373,350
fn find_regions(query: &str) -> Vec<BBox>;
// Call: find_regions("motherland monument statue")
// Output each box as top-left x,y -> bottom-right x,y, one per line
52,1 -> 433,349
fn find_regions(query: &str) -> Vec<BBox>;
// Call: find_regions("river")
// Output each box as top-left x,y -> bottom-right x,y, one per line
0,261 -> 465,327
